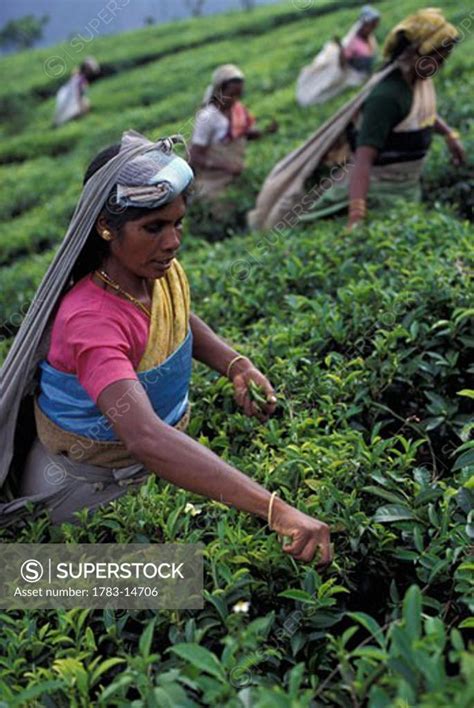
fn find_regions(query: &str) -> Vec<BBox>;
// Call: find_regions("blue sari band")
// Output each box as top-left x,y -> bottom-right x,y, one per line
37,330 -> 193,442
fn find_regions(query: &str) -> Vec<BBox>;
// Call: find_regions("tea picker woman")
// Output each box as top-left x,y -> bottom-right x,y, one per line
300,8 -> 466,229
296,5 -> 381,107
53,56 -> 100,127
190,64 -> 278,201
249,8 -> 465,233
0,130 -> 331,567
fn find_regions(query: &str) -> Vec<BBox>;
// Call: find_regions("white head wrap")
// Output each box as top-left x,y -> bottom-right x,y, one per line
81,56 -> 100,74
116,132 -> 193,208
359,5 -> 381,25
202,64 -> 245,105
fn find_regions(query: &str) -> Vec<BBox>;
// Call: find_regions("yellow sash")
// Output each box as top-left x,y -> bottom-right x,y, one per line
138,259 -> 190,370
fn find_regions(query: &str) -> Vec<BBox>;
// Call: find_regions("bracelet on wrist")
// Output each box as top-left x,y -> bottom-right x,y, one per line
445,129 -> 460,141
226,354 -> 248,379
267,491 -> 278,528
349,198 -> 367,217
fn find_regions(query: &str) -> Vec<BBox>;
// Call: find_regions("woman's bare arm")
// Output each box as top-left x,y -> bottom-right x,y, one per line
96,379 -> 331,564
347,145 -> 378,228
434,115 -> 465,166
191,312 -> 248,377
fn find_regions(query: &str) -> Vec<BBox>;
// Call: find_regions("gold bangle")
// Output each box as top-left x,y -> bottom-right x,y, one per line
267,491 -> 278,528
445,129 -> 460,141
349,200 -> 367,213
226,354 -> 247,379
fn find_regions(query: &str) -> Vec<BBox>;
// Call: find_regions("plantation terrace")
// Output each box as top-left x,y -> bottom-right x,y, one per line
0,0 -> 472,705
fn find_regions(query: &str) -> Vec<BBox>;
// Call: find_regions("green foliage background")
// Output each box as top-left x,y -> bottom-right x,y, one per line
0,1 -> 473,705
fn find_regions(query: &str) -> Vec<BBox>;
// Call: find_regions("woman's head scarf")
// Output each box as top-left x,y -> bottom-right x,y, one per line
359,5 -> 380,26
383,7 -> 458,58
0,130 -> 193,486
81,56 -> 100,75
202,64 -> 245,105
115,133 -> 193,208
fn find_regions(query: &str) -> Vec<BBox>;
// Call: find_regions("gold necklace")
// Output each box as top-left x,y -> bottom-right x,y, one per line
95,270 -> 152,318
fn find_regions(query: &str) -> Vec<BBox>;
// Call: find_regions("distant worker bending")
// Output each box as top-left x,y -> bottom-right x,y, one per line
300,8 -> 466,230
190,64 -> 277,202
296,5 -> 380,107
53,56 -> 100,127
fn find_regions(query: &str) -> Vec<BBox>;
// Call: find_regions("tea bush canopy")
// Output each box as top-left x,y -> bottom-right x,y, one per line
0,0 -> 473,705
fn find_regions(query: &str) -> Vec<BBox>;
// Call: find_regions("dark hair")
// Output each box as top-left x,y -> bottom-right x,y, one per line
80,61 -> 100,81
385,31 -> 413,63
72,143 -> 192,283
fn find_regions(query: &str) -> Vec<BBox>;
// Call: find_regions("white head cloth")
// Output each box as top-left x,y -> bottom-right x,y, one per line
342,5 -> 380,48
202,64 -> 245,105
81,56 -> 101,74
359,5 -> 381,25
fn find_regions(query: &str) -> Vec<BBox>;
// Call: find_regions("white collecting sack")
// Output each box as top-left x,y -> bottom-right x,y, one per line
54,73 -> 87,126
296,22 -> 368,107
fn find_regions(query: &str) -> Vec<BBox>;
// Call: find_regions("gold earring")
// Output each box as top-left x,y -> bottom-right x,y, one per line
101,229 -> 112,241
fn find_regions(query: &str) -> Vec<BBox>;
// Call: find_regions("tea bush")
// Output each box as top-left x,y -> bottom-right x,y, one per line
1,205 -> 473,705
0,0 -> 473,705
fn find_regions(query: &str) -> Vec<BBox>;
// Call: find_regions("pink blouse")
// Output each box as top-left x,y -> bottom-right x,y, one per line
344,35 -> 373,60
47,274 -> 149,403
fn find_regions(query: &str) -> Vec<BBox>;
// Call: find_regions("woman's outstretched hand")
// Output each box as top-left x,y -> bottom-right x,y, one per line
97,374 -> 330,566
231,362 -> 277,421
271,498 -> 332,566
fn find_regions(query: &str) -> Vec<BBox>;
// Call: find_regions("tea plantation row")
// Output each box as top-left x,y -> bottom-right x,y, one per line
1,205 -> 473,706
0,0 -> 472,269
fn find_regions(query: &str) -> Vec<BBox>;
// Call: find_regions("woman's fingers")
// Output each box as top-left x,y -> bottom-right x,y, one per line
243,395 -> 257,417
234,380 -> 258,417
282,533 -> 307,558
233,370 -> 277,420
259,377 -> 275,398
233,379 -> 248,408
316,531 -> 332,566
283,530 -> 331,566
272,501 -> 332,565
263,387 -> 277,415
252,375 -> 277,416
448,139 -> 465,166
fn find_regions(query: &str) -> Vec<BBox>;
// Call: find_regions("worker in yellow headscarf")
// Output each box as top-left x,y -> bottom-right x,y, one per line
383,6 -> 459,58
345,7 -> 465,228
298,8 -> 465,229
